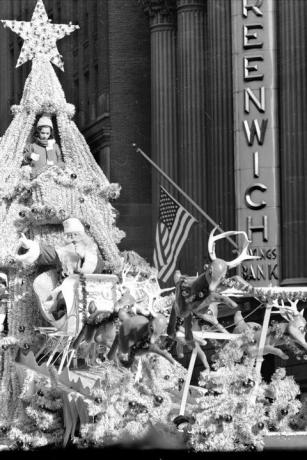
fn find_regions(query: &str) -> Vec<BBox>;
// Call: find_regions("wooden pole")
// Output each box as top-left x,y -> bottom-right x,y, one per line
133,144 -> 238,250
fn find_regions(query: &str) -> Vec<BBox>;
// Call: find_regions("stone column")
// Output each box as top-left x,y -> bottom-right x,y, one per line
141,0 -> 178,225
176,0 -> 206,272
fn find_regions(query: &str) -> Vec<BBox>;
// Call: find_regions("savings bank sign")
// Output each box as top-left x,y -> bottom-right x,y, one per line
232,0 -> 280,285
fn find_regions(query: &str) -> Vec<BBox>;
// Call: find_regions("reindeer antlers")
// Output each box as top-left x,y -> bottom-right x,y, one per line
271,298 -> 304,321
208,226 -> 259,268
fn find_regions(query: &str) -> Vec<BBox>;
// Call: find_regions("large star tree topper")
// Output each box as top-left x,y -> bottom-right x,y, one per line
1,0 -> 79,71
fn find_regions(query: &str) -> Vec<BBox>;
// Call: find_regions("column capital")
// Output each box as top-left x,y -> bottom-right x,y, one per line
139,0 -> 177,17
177,0 -> 205,13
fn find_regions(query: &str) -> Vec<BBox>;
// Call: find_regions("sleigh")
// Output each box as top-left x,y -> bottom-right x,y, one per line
32,270 -> 118,372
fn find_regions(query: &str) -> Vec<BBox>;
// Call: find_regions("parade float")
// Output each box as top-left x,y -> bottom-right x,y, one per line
0,0 -> 307,452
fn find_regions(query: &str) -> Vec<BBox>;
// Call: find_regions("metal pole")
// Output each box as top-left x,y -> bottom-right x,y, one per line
133,144 -> 238,250
179,347 -> 198,416
255,302 -> 273,378
248,302 -> 273,404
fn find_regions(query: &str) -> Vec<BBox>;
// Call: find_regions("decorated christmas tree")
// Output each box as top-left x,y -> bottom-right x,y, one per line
72,355 -> 187,449
0,0 -> 124,426
186,334 -> 302,452
6,367 -> 64,450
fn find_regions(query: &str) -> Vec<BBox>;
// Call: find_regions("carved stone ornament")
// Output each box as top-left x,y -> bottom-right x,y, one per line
139,0 -> 177,16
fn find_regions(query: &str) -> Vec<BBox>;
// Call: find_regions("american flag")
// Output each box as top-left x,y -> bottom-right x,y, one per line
153,186 -> 197,282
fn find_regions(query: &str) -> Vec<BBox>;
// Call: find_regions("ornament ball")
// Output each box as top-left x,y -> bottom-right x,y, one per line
88,302 -> 97,314
154,395 -> 163,405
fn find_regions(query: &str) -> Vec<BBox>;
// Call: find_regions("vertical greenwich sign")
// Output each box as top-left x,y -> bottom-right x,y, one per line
231,0 -> 280,285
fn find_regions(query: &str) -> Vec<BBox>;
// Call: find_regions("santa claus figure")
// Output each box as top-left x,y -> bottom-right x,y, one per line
16,217 -> 104,276
14,219 -> 107,331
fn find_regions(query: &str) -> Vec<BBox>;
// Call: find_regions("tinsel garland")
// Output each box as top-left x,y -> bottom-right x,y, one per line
9,426 -> 64,450
74,356 -> 186,448
79,273 -> 88,325
11,100 -> 75,119
221,277 -> 307,303
0,111 -> 36,200
120,250 -> 158,278
0,227 -> 61,427
6,369 -> 64,450
185,341 -> 303,452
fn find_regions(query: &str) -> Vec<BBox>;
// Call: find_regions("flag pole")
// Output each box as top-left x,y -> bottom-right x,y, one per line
132,143 -> 238,250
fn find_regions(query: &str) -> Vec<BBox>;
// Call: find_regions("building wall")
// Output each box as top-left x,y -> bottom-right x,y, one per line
179,0 -> 236,274
107,0 -> 152,259
274,0 -> 307,388
203,0 -> 236,262
141,0 -> 236,280
277,0 -> 307,285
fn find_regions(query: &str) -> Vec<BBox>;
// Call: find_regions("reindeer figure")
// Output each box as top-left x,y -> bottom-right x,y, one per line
70,266 -> 176,366
167,227 -> 259,345
71,301 -> 118,365
109,309 -> 175,367
233,299 -> 307,360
